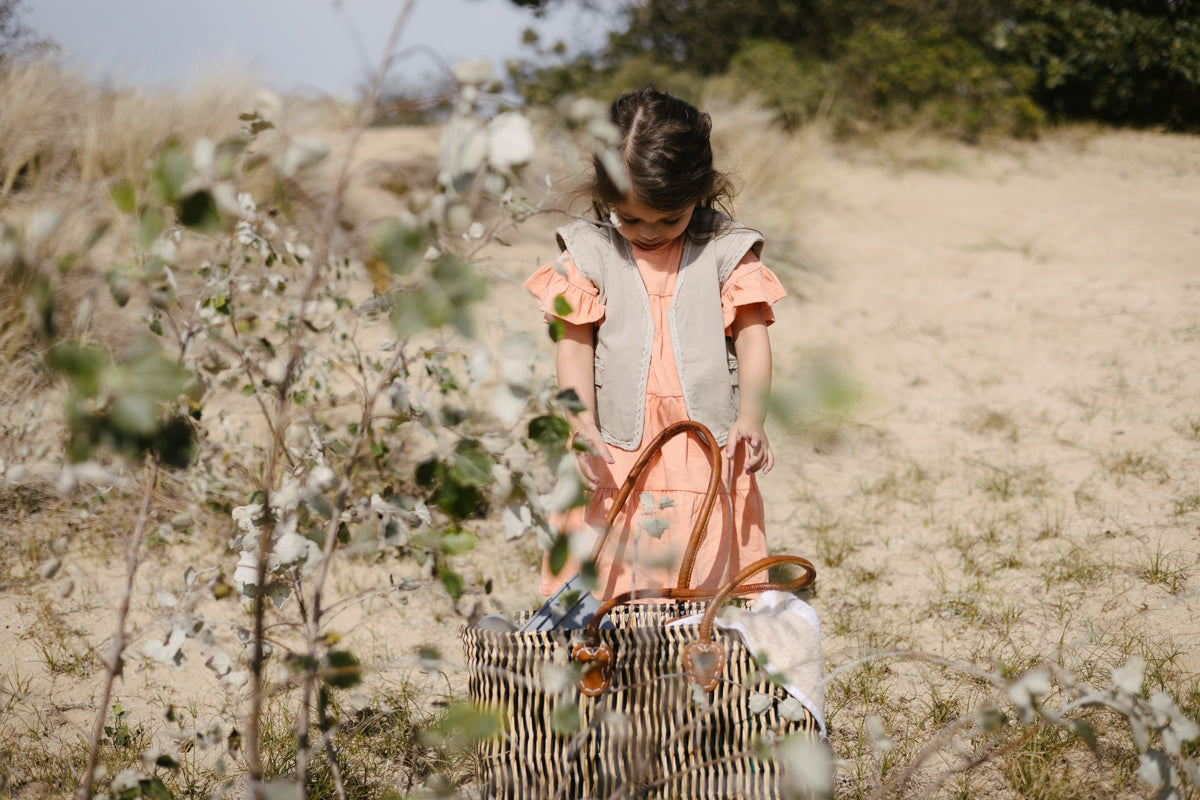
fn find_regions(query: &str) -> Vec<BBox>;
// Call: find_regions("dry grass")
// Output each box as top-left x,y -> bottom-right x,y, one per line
0,58 -> 265,196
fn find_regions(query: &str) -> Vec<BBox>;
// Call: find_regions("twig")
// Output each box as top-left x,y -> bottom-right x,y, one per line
75,460 -> 160,800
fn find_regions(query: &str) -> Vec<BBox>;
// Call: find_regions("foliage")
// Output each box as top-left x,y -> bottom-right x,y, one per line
713,41 -> 834,132
1002,0 -> 1200,128
835,24 -> 1044,141
509,0 -> 1041,139
0,45 -> 614,796
608,0 -> 841,74
49,337 -> 198,467
510,0 -> 1200,135
600,0 -> 1018,71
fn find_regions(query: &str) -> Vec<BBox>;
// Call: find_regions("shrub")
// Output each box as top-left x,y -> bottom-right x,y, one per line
717,40 -> 835,131
1002,0 -> 1200,129
510,0 -> 1200,134
836,24 -> 1044,140
1,54 -> 594,797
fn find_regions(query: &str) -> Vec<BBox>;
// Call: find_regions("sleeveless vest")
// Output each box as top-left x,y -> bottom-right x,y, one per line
555,209 -> 764,449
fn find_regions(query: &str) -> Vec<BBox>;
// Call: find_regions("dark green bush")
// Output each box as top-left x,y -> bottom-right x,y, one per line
611,0 -> 836,73
1003,0 -> 1200,129
603,0 -> 1016,72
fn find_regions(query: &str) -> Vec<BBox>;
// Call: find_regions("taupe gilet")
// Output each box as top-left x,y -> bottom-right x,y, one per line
555,210 -> 764,449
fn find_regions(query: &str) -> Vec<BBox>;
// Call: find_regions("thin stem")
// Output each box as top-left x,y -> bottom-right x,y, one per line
320,696 -> 349,800
244,417 -> 283,790
293,570 -> 315,791
75,460 -> 160,800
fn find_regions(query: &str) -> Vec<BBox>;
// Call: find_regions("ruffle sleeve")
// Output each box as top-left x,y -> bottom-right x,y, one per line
523,256 -> 605,325
721,252 -> 787,333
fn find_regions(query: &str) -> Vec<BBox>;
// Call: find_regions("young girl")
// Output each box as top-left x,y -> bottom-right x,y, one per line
524,87 -> 785,600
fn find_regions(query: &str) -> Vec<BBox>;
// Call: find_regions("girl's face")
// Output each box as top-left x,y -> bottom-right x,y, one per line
611,195 -> 695,251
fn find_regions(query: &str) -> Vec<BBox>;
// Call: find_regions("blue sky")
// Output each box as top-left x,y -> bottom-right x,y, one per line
25,0 -> 609,98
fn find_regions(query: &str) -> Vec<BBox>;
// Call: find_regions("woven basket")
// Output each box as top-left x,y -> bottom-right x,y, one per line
462,595 -> 820,800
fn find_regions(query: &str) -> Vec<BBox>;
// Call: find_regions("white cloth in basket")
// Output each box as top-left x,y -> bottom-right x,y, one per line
668,590 -> 826,736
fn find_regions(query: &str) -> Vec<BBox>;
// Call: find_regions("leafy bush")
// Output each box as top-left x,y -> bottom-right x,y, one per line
510,0 -> 1200,134
0,51 -> 608,796
591,0 -> 1013,72
510,6 -> 1046,140
836,24 -> 1044,140
714,40 -> 835,131
1002,0 -> 1200,129
533,29 -> 1043,141
611,0 -> 838,72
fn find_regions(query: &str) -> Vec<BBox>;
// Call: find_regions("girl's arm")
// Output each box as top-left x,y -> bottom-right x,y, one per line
724,304 -> 775,474
557,320 -> 614,486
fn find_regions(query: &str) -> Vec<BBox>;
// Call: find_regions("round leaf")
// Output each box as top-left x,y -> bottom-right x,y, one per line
375,220 -> 428,276
451,439 -> 493,487
440,528 -> 479,555
324,650 -> 362,689
178,189 -> 223,233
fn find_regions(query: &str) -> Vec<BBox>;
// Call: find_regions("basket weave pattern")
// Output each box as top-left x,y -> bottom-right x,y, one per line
463,601 -> 820,800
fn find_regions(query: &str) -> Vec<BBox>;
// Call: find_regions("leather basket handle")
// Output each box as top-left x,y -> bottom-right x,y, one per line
586,419 -> 722,591
567,420 -> 720,699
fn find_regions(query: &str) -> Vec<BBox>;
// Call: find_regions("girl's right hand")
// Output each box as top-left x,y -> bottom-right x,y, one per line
572,423 -> 614,489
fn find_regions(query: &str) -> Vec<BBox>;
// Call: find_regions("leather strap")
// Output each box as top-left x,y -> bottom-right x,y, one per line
589,419 -> 722,591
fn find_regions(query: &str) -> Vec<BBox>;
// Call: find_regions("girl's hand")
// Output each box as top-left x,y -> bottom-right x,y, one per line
572,422 -> 614,489
723,418 -> 774,476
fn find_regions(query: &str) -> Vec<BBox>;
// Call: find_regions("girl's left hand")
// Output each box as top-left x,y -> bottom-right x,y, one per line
723,419 -> 775,476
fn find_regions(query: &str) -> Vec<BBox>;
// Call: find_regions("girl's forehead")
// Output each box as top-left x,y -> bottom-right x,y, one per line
614,195 -> 694,221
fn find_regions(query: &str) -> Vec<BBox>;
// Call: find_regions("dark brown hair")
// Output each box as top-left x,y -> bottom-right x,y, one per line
590,88 -> 736,235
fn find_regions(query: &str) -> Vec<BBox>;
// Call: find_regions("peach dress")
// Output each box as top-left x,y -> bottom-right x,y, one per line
524,235 -> 786,599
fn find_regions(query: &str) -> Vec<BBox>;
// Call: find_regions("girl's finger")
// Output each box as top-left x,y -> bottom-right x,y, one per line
723,430 -> 745,459
576,452 -> 595,486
